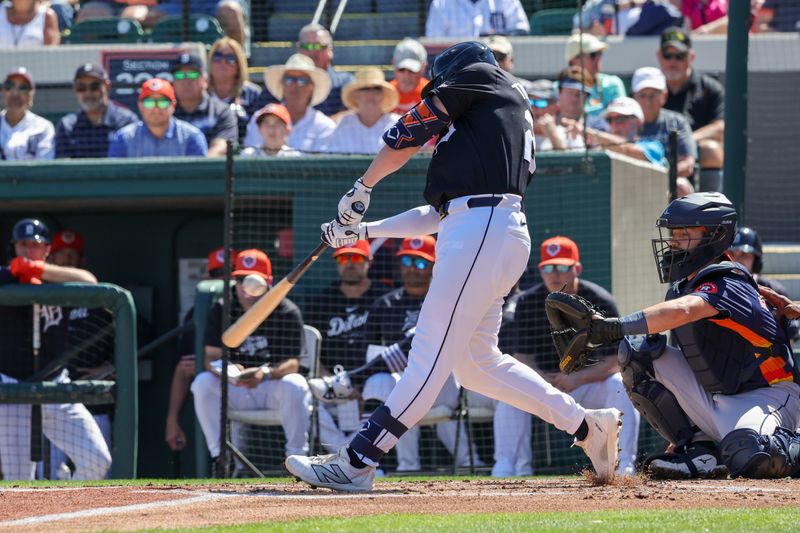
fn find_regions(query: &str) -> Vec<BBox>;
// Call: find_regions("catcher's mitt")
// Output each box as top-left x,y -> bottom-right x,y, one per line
544,291 -> 622,374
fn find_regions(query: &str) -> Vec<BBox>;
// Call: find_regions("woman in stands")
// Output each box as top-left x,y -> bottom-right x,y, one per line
207,36 -> 263,145
0,0 -> 60,47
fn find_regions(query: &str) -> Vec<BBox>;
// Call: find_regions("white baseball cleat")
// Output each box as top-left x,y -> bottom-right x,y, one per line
307,365 -> 354,403
285,446 -> 376,492
573,408 -> 622,483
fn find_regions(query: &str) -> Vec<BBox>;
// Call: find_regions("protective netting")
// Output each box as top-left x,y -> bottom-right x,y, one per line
0,300 -> 116,480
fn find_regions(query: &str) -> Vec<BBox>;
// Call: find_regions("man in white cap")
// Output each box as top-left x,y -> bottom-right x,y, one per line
481,35 -> 514,72
325,68 -> 400,155
633,66 -> 697,179
244,54 -> 335,153
390,38 -> 429,115
564,33 -> 626,117
585,96 -> 666,166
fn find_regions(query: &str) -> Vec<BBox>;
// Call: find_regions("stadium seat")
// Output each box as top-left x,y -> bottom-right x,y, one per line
150,15 -> 224,46
66,17 -> 144,44
529,8 -> 575,35
334,12 -> 420,40
267,13 -> 329,42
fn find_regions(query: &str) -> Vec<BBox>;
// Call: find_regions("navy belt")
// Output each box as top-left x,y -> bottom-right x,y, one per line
439,196 -> 502,219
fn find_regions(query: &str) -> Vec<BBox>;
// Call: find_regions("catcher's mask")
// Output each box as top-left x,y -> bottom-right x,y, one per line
651,192 -> 737,283
420,41 -> 497,99
728,226 -> 763,274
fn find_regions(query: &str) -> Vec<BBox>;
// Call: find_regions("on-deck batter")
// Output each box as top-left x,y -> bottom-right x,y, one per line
285,41 -> 622,491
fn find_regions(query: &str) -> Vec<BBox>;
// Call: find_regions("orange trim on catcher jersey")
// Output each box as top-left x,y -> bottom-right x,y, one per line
758,356 -> 795,385
709,318 -> 773,348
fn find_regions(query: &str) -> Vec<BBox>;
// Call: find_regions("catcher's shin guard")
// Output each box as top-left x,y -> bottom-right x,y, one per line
719,427 -> 800,478
619,335 -> 697,447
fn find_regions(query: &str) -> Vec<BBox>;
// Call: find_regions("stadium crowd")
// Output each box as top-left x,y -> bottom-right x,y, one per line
2,1 -> 800,481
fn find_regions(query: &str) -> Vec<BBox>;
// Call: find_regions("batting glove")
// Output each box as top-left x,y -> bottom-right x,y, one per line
10,257 -> 45,284
336,177 -> 372,225
320,219 -> 367,248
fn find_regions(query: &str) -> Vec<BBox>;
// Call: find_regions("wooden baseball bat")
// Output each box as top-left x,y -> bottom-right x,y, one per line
221,242 -> 328,348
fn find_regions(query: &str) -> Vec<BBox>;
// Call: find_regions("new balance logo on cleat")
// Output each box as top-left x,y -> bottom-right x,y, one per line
312,464 -> 352,485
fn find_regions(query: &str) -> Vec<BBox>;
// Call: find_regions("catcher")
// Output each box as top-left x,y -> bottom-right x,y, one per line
546,192 -> 800,479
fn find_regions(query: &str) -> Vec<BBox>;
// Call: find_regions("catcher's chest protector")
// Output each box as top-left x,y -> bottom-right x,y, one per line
667,262 -> 796,395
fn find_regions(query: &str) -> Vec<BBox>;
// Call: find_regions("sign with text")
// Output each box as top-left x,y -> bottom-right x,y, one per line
102,49 -> 187,112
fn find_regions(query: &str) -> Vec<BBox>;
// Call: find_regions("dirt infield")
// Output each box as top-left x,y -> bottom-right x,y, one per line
2,477 -> 800,532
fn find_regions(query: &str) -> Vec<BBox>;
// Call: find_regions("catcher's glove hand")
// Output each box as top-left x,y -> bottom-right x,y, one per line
544,291 -> 624,374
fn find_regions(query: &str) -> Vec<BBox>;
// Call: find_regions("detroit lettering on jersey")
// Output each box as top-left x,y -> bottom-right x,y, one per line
423,63 -> 535,208
304,282 -> 387,370
365,287 -> 425,348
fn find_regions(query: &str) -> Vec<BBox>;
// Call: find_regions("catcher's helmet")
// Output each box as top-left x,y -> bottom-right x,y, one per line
651,192 -> 737,283
12,218 -> 50,244
420,41 -> 498,99
729,227 -> 763,274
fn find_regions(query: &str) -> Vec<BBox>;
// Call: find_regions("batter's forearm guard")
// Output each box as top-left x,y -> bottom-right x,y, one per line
382,98 -> 450,149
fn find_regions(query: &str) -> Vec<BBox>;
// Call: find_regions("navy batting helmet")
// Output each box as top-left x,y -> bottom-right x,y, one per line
651,192 -> 737,283
420,41 -> 498,99
12,218 -> 50,244
729,227 -> 763,274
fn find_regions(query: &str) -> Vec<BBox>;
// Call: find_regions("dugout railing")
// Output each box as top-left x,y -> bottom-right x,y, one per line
0,283 -> 138,479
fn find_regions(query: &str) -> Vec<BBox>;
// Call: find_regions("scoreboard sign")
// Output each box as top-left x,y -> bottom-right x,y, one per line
102,49 -> 189,112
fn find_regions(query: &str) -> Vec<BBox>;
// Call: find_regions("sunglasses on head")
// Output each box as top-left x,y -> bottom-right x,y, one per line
282,75 -> 312,87
529,98 -> 550,109
212,52 -> 237,65
173,70 -> 201,81
335,254 -> 366,265
400,255 -> 430,270
662,51 -> 688,61
142,97 -> 172,109
298,42 -> 329,51
540,264 -> 573,274
75,81 -> 103,93
2,81 -> 31,93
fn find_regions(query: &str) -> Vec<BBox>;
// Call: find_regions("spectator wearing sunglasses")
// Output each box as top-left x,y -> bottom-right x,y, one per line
658,27 -> 725,191
170,53 -> 238,157
325,68 -> 400,155
0,67 -> 54,160
389,38 -> 429,115
244,54 -> 335,153
207,37 -> 263,144
296,23 -> 354,117
564,33 -> 626,118
523,79 -> 584,152
498,236 -> 638,476
55,63 -> 137,159
108,78 -> 207,158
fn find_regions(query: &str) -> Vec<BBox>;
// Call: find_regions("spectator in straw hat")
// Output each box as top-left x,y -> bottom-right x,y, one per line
324,68 -> 400,155
564,33 -> 626,118
244,53 -> 335,153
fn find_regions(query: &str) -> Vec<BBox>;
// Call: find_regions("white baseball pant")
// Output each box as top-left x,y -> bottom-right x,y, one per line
191,371 -> 311,457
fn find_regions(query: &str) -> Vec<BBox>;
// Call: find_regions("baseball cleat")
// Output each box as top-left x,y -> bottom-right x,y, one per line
644,442 -> 728,479
574,408 -> 622,483
285,446 -> 375,492
307,365 -> 354,403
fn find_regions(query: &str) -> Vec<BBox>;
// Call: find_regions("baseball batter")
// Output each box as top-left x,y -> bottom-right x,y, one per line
0,219 -> 110,480
286,41 -> 622,491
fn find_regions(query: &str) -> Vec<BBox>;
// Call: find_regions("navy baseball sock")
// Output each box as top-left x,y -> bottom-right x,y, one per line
573,419 -> 589,441
347,405 -> 408,468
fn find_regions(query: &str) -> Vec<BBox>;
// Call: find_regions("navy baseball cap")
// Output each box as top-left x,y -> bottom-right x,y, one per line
171,52 -> 205,73
74,63 -> 108,81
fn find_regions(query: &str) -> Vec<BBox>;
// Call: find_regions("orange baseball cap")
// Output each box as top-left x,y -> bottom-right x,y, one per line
253,103 -> 292,128
207,247 -> 236,274
538,236 -> 580,267
139,78 -> 176,103
332,240 -> 371,259
397,235 -> 436,262
51,230 -> 84,254
232,249 -> 273,282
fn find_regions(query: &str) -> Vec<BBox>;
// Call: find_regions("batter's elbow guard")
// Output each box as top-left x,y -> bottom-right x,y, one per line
382,98 -> 450,150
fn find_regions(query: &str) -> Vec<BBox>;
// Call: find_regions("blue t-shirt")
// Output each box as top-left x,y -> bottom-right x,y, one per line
107,118 -> 208,157
636,139 -> 667,167
55,103 -> 138,159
